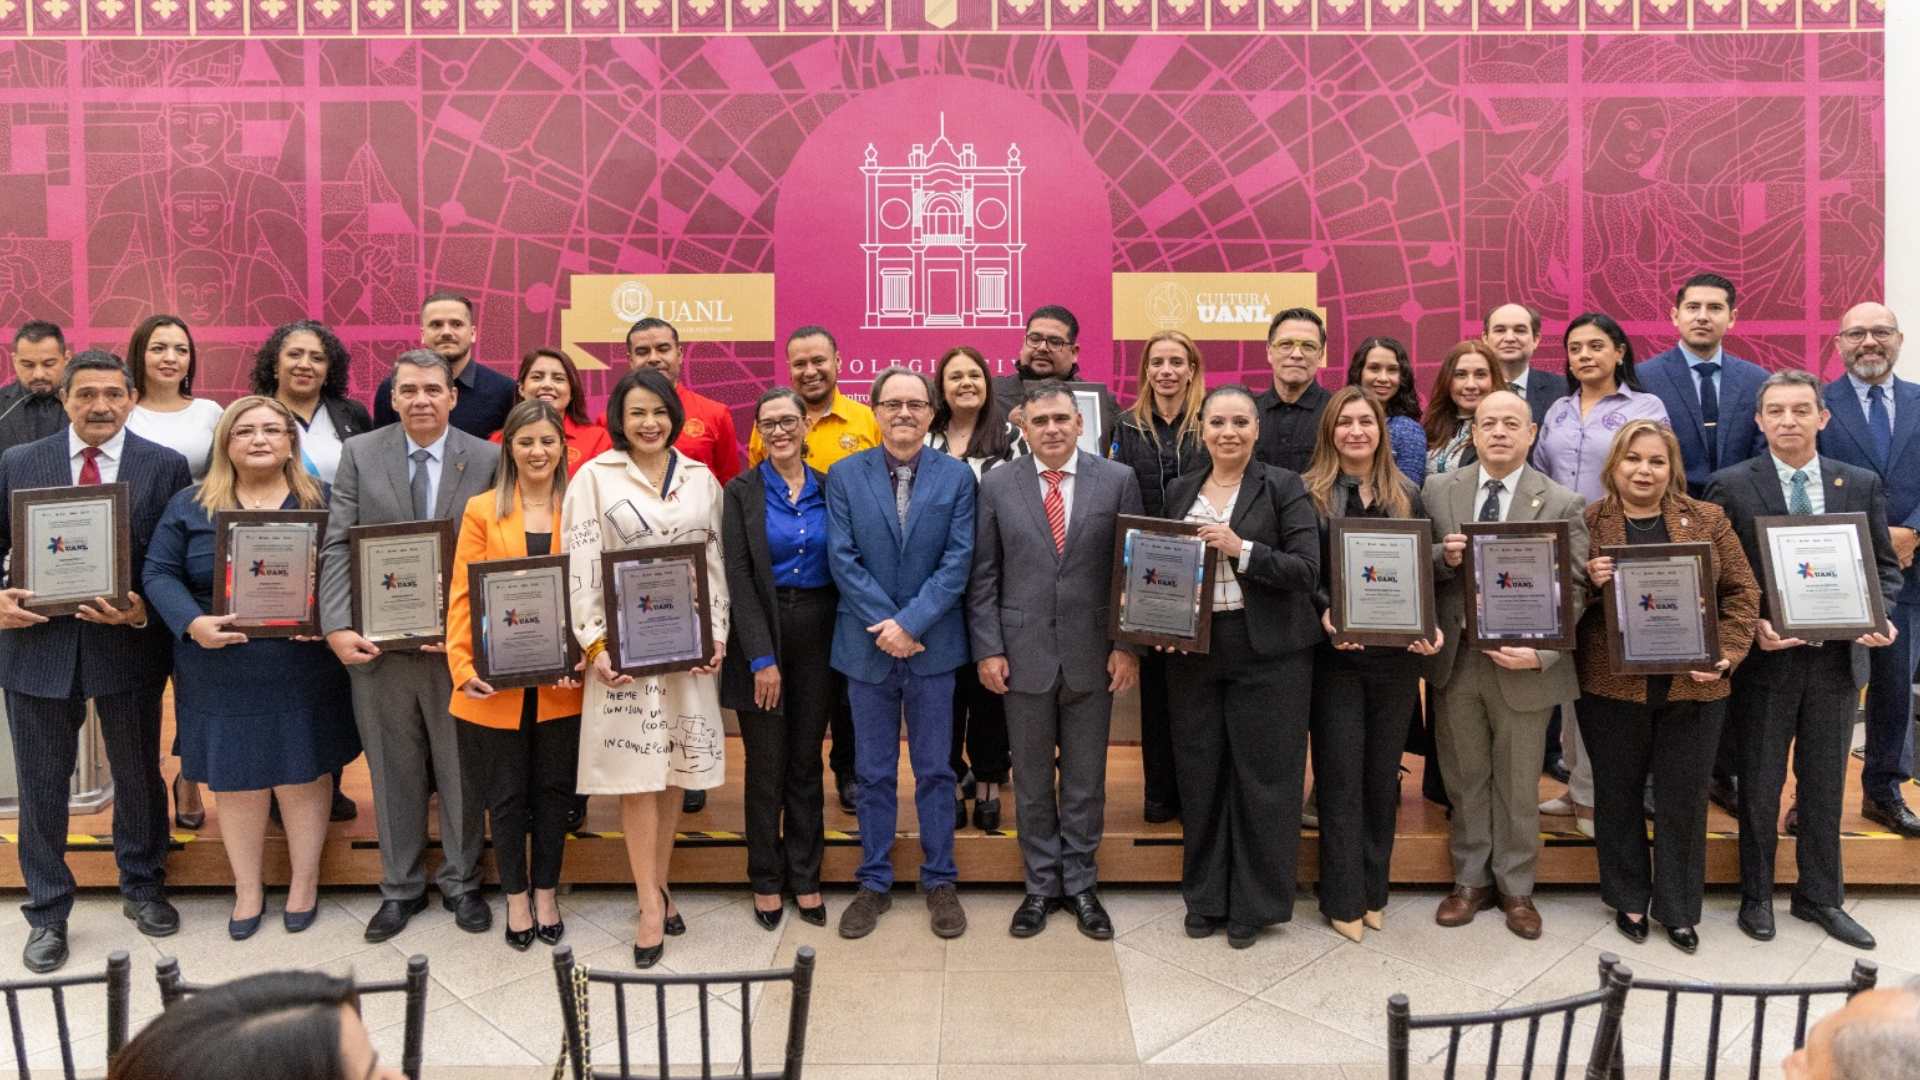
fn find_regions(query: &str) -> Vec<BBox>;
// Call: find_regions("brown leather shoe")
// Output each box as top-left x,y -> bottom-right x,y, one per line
926,884 -> 968,939
1435,885 -> 1496,927
1501,894 -> 1543,940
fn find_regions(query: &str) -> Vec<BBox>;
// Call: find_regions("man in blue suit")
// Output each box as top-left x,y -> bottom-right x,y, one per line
0,351 -> 193,972
1637,272 -> 1769,496
827,365 -> 976,942
1818,301 -> 1920,837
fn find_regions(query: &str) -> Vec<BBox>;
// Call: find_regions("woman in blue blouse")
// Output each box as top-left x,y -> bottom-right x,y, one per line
142,396 -> 359,940
1344,336 -> 1426,487
719,388 -> 833,932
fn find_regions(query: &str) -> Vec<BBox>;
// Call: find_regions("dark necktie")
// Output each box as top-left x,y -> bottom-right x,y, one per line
1868,383 -> 1893,465
1478,478 -> 1505,522
78,446 -> 102,485
1508,381 -> 1523,395
1695,362 -> 1720,472
409,448 -> 433,518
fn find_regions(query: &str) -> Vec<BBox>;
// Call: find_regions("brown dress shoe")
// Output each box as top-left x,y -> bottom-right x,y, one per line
926,884 -> 968,939
1500,894 -> 1542,940
1435,885 -> 1496,927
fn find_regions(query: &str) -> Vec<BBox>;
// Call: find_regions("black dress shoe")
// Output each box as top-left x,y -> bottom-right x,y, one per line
565,796 -> 589,833
1184,912 -> 1221,939
171,773 -> 205,831
796,903 -> 828,927
330,788 -> 359,823
1615,910 -> 1650,944
972,797 -> 1001,831
1785,803 -> 1800,836
22,925 -> 67,974
661,890 -> 685,936
1143,800 -> 1179,824
1226,922 -> 1259,949
1862,796 -> 1920,838
682,788 -> 706,814
1738,899 -> 1775,942
445,891 -> 492,933
633,941 -> 664,968
1066,890 -> 1114,941
1009,894 -> 1052,938
1791,897 -> 1876,949
1666,925 -> 1700,954
536,920 -> 565,946
364,895 -> 429,943
753,902 -> 784,932
123,898 -> 181,938
504,922 -> 536,951
229,911 -> 263,941
837,778 -> 858,814
1707,777 -> 1740,817
1543,756 -> 1571,784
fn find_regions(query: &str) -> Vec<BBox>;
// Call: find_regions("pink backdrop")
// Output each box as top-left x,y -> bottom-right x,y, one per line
0,17 -> 1886,430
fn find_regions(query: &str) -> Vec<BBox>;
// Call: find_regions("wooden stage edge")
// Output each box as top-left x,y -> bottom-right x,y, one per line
3,741 -> 1917,891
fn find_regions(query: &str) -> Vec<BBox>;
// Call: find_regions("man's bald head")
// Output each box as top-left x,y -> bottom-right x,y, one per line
1835,302 -> 1904,384
1786,984 -> 1920,1080
1469,389 -> 1538,473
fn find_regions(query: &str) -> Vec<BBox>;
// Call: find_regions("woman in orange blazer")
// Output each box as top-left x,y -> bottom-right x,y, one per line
449,399 -> 584,951
489,347 -> 613,477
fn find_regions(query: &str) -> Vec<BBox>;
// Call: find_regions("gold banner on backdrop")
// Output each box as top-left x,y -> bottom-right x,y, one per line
560,274 -> 776,371
1111,272 -> 1322,344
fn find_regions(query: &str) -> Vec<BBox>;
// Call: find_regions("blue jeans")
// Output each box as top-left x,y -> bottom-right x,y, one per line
848,662 -> 957,891
1863,599 -> 1920,804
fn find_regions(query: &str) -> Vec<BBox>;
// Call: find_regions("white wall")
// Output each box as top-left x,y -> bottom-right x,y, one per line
1888,2 -> 1917,376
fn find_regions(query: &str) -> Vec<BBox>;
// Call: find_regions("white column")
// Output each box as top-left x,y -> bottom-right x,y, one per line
1888,2 -> 1918,375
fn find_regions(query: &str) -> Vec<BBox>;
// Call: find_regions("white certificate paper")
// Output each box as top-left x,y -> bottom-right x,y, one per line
358,535 -> 444,640
1472,536 -> 1563,638
1119,529 -> 1206,638
24,496 -> 117,603
613,559 -> 703,669
228,524 -> 316,621
481,566 -> 569,677
1340,531 -> 1424,632
1767,524 -> 1873,628
1615,557 -> 1709,664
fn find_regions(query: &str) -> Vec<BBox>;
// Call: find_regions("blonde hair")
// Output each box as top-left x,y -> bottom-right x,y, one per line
1598,419 -> 1687,510
1124,330 -> 1206,449
197,396 -> 325,512
494,398 -> 569,519
1302,386 -> 1412,519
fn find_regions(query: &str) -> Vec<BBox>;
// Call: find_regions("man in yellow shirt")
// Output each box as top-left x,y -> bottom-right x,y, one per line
748,326 -> 881,470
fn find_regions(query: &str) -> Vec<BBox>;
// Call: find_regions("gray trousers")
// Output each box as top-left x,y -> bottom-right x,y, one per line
1433,651 -> 1553,897
349,651 -> 483,901
1005,681 -> 1112,897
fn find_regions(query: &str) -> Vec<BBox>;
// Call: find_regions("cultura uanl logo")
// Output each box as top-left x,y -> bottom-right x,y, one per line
47,536 -> 86,554
1146,283 -> 1273,331
1638,593 -> 1680,611
637,594 -> 674,613
1361,565 -> 1398,584
1797,562 -> 1838,580
504,609 -> 539,626
249,559 -> 289,577
1495,570 -> 1533,589
381,572 -> 418,591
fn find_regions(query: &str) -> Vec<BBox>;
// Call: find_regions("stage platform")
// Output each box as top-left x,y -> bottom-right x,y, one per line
4,730 -> 1916,891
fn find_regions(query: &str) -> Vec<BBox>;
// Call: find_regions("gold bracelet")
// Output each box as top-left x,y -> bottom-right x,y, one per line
583,638 -> 607,663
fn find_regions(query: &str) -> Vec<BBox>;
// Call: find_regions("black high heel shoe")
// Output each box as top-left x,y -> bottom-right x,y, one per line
1615,910 -> 1650,944
172,773 -> 205,831
661,889 -> 685,936
795,901 -> 827,927
1666,924 -> 1699,954
536,920 -> 565,946
505,923 -> 536,951
633,941 -> 664,968
753,897 -> 784,932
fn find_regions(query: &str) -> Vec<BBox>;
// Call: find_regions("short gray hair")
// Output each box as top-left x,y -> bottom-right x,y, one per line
61,350 -> 132,395
1830,987 -> 1920,1080
392,348 -> 452,385
1755,369 -> 1824,413
870,365 -> 931,404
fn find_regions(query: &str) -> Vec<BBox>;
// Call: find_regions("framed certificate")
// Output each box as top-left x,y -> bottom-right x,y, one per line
348,520 -> 455,650
211,509 -> 326,637
470,554 -> 579,688
8,484 -> 131,617
1065,381 -> 1111,457
1462,520 -> 1577,651
1107,514 -> 1216,653
1329,517 -> 1436,647
1603,542 -> 1720,675
602,542 -> 714,677
1754,513 -> 1886,642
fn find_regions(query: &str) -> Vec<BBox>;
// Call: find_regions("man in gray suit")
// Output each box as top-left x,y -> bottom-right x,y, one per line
321,349 -> 498,943
1423,389 -> 1589,941
969,380 -> 1144,940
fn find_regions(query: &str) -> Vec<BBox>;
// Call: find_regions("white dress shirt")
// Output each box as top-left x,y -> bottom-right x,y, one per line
1033,452 -> 1077,543
1771,453 -> 1826,515
1183,490 -> 1246,612
1473,463 -> 1525,521
405,428 -> 450,515
68,426 -> 127,485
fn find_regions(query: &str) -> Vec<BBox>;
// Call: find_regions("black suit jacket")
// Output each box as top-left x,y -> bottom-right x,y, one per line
1163,463 -> 1321,657
718,463 -> 832,715
1518,365 -> 1568,425
0,383 -> 66,458
321,394 -> 373,443
1704,453 -> 1902,690
0,428 -> 193,698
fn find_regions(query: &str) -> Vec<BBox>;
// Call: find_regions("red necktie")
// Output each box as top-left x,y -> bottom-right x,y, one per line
1042,470 -> 1066,554
78,446 -> 102,485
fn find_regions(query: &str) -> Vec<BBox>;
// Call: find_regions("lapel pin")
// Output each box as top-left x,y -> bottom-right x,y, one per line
1834,476 -> 1845,487
1680,516 -> 1691,528
1530,497 -> 1542,509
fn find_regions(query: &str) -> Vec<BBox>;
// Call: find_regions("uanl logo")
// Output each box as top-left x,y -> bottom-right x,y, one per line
1145,282 -> 1272,330
504,609 -> 539,626
636,594 -> 675,613
557,274 -> 774,372
1638,593 -> 1680,612
46,535 -> 86,554
381,571 -> 419,591
1495,570 -> 1533,590
249,558 -> 289,577
1360,565 -> 1398,584
1797,562 -> 1839,580
1141,567 -> 1177,587
609,277 -> 737,327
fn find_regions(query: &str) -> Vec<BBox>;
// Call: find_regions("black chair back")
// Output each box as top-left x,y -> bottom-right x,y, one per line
1599,955 -> 1877,1079
0,950 -> 131,1080
551,943 -> 817,1080
153,953 -> 431,1080
1389,953 -> 1632,1080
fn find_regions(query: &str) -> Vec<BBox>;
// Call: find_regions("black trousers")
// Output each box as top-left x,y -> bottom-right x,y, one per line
1580,690 -> 1722,928
1731,645 -> 1855,908
1138,651 -> 1180,810
455,695 -> 579,895
739,587 -> 836,896
827,674 -> 855,786
949,659 -> 1010,787
1166,613 -> 1311,927
7,686 -> 169,928
1311,651 -> 1420,922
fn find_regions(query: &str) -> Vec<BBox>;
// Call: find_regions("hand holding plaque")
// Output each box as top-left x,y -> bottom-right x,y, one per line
8,484 -> 132,618
602,542 -> 715,677
1753,513 -> 1887,642
213,509 -> 327,637
1461,521 -> 1577,651
1601,542 -> 1720,675
1328,518 -> 1436,647
470,554 -> 580,688
349,520 -> 455,651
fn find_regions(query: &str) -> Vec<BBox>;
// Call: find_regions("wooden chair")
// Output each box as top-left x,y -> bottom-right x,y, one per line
551,943 -> 817,1079
0,950 -> 132,1080
1388,952 -> 1632,1080
153,953 -> 431,1080
1598,954 -> 1878,1079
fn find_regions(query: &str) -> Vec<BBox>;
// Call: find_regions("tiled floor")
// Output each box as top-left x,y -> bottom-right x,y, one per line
4,883 -> 1912,1078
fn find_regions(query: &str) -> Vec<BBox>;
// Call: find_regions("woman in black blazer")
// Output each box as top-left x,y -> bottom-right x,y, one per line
249,320 -> 372,486
1161,385 -> 1321,950
720,388 -> 834,932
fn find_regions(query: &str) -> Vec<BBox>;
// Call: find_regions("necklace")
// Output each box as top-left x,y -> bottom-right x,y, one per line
1625,513 -> 1663,533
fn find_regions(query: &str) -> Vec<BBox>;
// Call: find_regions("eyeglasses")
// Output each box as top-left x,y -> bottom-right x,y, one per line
1269,339 -> 1322,358
230,425 -> 290,441
756,416 -> 803,434
1024,332 -> 1072,349
1839,327 -> 1901,345
874,399 -> 932,415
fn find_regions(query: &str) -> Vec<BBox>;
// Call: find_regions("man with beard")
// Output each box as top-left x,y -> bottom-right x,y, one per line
1483,303 -> 1569,426
746,326 -> 880,470
993,305 -> 1119,454
371,293 -> 517,439
1818,302 -> 1920,838
625,317 -> 742,485
0,322 -> 71,455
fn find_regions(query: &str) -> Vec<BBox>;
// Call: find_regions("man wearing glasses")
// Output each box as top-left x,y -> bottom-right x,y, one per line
1251,307 -> 1333,474
1818,303 -> 1920,838
993,305 -> 1120,454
